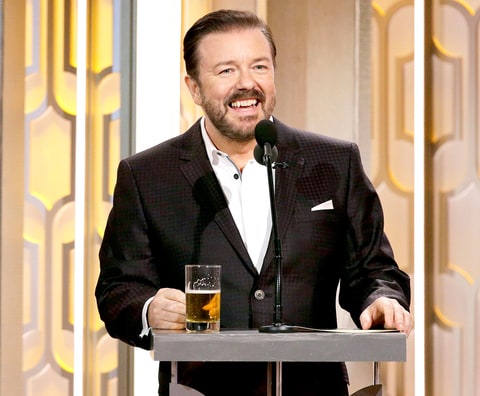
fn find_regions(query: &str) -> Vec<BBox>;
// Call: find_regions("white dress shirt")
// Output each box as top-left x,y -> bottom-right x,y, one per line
201,117 -> 273,272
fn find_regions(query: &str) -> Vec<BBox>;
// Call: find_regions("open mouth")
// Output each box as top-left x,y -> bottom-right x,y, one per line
228,99 -> 259,109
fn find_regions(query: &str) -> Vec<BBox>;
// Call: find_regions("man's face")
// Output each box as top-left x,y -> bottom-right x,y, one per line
187,28 -> 276,142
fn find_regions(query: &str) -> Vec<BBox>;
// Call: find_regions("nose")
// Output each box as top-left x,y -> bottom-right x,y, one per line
235,68 -> 256,90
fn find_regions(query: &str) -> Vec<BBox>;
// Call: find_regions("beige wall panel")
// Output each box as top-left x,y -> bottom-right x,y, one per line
371,2 -> 414,277
268,1 -> 308,131
371,3 -> 415,395
269,0 -> 356,143
305,1 -> 356,140
431,1 -> 480,395
213,0 -> 257,10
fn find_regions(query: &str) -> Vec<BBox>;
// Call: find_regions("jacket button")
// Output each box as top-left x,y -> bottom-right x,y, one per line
254,290 -> 265,300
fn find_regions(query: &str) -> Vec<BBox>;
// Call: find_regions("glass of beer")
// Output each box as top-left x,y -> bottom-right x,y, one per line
185,265 -> 221,332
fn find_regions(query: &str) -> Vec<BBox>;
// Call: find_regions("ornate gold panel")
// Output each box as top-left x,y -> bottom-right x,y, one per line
24,0 -> 75,393
86,0 -> 121,394
372,0 -> 414,271
431,1 -> 480,395
371,2 -> 414,395
371,0 -> 480,394
23,0 -> 120,395
373,0 -> 480,394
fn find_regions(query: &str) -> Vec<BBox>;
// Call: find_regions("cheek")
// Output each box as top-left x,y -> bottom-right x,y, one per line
267,82 -> 276,97
260,79 -> 276,101
203,78 -> 232,95
264,85 -> 276,110
202,86 -> 230,106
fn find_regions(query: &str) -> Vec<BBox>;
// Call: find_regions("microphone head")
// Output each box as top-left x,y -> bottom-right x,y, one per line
254,144 -> 278,165
255,119 -> 277,147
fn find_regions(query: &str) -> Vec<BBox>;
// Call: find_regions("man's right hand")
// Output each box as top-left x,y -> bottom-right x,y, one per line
147,288 -> 186,329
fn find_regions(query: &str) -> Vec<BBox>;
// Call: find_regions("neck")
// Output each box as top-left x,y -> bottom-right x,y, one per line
229,144 -> 256,171
205,125 -> 257,171
218,138 -> 257,171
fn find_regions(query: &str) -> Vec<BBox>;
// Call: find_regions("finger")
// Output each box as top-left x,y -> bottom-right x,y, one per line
389,303 -> 406,331
361,297 -> 392,329
394,306 -> 413,335
403,310 -> 413,335
359,308 -> 373,330
153,311 -> 186,329
154,295 -> 185,315
382,301 -> 396,329
149,308 -> 186,329
148,288 -> 186,329
158,288 -> 186,304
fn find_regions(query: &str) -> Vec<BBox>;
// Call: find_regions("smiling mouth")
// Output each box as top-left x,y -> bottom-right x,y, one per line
228,99 -> 259,109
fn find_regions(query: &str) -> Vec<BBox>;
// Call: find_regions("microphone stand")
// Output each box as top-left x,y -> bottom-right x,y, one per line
259,143 -> 298,333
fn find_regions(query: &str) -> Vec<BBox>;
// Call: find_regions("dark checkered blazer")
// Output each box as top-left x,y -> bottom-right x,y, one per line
96,117 -> 410,394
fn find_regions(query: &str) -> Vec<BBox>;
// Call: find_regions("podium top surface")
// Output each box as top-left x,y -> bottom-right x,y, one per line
152,329 -> 407,363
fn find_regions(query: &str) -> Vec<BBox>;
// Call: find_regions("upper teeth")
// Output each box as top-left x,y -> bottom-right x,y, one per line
230,99 -> 257,108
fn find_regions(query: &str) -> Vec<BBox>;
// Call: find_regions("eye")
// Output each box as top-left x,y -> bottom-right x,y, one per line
219,68 -> 234,75
253,64 -> 269,72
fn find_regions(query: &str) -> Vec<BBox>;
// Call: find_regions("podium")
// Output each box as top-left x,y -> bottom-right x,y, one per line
152,329 -> 406,396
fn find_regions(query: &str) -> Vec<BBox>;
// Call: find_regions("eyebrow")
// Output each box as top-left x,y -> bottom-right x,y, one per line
213,56 -> 272,69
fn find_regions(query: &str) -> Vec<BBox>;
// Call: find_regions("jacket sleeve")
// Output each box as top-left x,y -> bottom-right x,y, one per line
338,143 -> 411,327
95,159 -> 160,350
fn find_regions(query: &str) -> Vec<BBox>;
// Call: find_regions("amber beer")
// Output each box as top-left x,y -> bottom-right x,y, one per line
185,290 -> 221,332
185,265 -> 221,332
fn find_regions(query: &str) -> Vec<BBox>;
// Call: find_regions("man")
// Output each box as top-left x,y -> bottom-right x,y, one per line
96,9 -> 411,396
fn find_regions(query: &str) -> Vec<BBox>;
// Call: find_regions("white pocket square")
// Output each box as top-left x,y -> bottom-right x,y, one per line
311,200 -> 334,211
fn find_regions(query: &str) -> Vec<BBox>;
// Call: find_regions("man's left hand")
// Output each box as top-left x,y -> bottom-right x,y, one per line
359,296 -> 412,335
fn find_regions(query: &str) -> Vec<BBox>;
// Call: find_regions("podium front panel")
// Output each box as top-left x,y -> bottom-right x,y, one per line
152,329 -> 406,362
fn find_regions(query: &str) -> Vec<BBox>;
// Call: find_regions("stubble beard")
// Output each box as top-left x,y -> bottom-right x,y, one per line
201,90 -> 276,143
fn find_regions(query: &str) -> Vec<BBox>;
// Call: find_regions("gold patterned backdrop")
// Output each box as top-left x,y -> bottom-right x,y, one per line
23,0 -> 120,394
429,1 -> 480,395
87,1 -> 121,394
24,0 -> 76,393
372,0 -> 480,395
371,2 -> 415,394
15,0 -> 480,395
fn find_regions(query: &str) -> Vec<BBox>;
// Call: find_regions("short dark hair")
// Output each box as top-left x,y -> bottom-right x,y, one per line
183,9 -> 277,81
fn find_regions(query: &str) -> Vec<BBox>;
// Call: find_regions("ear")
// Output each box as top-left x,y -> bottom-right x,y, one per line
184,75 -> 202,105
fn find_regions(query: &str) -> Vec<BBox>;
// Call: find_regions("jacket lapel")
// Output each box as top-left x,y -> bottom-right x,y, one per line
178,122 -> 257,274
260,119 -> 305,272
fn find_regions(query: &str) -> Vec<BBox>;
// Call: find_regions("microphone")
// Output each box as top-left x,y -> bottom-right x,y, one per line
254,145 -> 278,165
254,119 -> 297,333
254,119 -> 279,165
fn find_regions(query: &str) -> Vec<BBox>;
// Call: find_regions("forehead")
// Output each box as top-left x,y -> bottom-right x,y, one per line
196,28 -> 273,65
